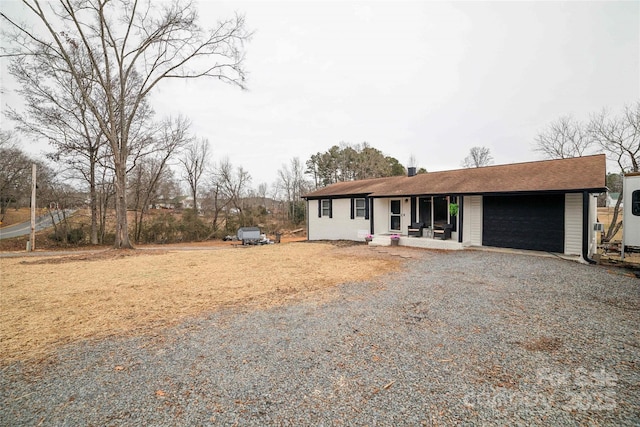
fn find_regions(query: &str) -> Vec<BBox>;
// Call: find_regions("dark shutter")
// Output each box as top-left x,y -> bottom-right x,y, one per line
369,198 -> 374,233
350,198 -> 355,219
365,197 -> 370,220
329,199 -> 333,218
318,200 -> 321,218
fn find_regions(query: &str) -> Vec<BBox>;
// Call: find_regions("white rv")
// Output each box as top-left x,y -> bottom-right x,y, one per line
622,172 -> 640,257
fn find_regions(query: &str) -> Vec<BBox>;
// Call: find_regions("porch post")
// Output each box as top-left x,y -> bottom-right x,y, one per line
369,197 -> 375,235
410,197 -> 417,224
458,196 -> 464,243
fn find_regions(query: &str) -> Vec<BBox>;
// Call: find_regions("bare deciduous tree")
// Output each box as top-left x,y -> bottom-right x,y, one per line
130,116 -> 191,242
533,102 -> 639,242
1,0 -> 250,248
216,157 -> 251,225
461,146 -> 493,168
180,137 -> 209,213
534,116 -> 594,159
6,50 -> 112,244
588,102 -> 640,241
276,157 -> 309,224
590,103 -> 640,173
203,176 -> 228,234
0,131 -> 32,218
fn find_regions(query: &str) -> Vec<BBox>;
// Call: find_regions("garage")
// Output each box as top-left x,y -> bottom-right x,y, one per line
482,194 -> 565,253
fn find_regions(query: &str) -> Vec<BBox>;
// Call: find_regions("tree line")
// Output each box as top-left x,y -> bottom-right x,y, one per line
305,143 -> 407,187
1,124 -> 408,246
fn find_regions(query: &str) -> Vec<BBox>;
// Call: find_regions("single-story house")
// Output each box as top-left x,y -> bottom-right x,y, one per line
303,154 -> 607,263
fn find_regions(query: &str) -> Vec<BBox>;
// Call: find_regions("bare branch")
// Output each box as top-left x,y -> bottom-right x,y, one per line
461,146 -> 493,168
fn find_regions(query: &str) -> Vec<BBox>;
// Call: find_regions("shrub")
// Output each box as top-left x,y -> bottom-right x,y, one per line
141,212 -> 179,243
179,209 -> 210,241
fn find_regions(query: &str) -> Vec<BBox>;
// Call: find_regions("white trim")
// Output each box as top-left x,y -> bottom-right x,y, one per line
564,193 -> 582,256
466,195 -> 482,246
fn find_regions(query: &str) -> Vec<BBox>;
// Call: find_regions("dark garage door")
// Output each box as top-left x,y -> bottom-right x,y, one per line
483,194 -> 564,253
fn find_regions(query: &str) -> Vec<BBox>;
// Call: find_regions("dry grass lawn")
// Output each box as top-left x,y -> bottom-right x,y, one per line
597,206 -> 624,241
0,207 -> 33,227
0,242 -> 402,364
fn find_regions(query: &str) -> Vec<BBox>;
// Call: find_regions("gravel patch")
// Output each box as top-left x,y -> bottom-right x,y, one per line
1,250 -> 638,426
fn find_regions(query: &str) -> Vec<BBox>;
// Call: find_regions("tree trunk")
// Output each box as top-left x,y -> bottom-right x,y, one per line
114,164 -> 133,249
89,166 -> 99,245
603,193 -> 623,242
99,193 -> 107,244
136,208 -> 146,243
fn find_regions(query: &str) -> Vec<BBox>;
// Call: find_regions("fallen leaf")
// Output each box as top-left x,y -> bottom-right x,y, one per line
114,365 -> 125,371
155,390 -> 166,397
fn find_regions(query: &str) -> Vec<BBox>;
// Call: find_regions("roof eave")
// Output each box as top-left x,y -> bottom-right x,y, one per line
369,187 -> 608,198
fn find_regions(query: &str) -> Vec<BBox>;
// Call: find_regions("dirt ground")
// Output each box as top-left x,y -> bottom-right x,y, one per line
0,242 -> 404,365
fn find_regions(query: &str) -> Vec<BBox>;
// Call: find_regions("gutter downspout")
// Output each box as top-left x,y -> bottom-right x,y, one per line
582,191 -> 596,264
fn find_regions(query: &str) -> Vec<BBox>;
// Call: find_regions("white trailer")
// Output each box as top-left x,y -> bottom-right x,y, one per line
622,172 -> 640,258
237,226 -> 261,245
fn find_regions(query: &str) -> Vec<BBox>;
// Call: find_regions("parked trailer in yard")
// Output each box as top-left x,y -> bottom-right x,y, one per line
237,227 -> 261,245
622,172 -> 640,258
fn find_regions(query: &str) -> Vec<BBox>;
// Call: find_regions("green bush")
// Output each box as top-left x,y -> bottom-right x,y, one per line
141,212 -> 179,243
67,227 -> 85,244
48,226 -> 85,245
179,209 -> 210,241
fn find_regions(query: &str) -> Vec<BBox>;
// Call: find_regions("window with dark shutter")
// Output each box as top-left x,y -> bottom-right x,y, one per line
321,199 -> 331,217
364,197 -> 370,220
355,198 -> 366,218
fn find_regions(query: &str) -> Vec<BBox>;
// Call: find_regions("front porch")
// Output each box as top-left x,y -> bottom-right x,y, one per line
368,234 -> 464,250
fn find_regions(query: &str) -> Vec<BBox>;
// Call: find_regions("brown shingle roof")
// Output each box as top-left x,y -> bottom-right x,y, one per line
304,154 -> 607,198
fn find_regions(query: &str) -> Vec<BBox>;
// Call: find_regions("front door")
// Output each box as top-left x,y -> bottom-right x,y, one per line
419,197 -> 432,228
390,199 -> 401,232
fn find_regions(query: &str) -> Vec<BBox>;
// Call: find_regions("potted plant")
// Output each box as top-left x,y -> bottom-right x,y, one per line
449,203 -> 459,217
365,234 -> 373,243
390,234 -> 400,246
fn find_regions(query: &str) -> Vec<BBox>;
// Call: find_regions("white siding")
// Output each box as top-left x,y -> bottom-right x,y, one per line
623,174 -> 640,247
373,198 -> 387,235
564,193 -> 582,256
464,196 -> 482,246
307,199 -> 370,241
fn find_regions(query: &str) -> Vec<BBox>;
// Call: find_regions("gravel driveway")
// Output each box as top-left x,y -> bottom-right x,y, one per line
2,249 -> 638,426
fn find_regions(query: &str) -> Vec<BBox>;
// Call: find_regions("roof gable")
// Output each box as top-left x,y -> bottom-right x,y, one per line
304,154 -> 607,198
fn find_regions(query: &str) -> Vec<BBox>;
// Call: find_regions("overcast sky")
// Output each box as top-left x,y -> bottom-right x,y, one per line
2,1 -> 639,188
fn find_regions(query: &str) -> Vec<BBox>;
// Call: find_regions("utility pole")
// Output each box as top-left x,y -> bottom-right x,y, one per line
29,164 -> 36,251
